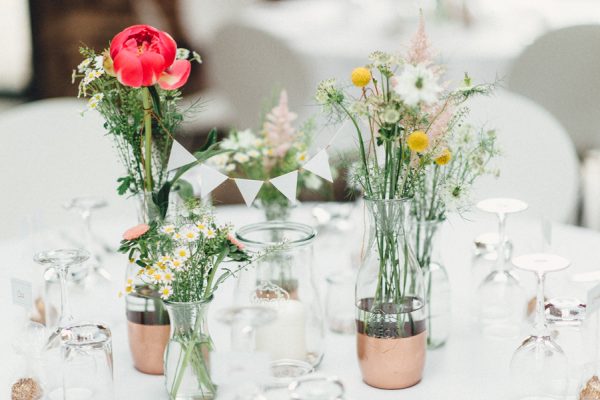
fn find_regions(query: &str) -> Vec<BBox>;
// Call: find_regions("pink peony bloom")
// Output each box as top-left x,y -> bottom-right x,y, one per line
227,233 -> 244,250
123,224 -> 150,240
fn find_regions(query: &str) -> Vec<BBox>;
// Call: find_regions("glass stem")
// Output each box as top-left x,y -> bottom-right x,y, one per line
57,264 -> 74,326
534,272 -> 548,337
496,212 -> 508,271
82,210 -> 94,266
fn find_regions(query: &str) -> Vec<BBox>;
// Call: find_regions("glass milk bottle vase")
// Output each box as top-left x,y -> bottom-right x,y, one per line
235,221 -> 325,378
164,300 -> 215,400
356,198 -> 427,389
411,219 -> 451,349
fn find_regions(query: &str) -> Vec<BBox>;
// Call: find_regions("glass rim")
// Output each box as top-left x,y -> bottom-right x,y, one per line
363,196 -> 412,203
235,221 -> 317,248
163,297 -> 213,307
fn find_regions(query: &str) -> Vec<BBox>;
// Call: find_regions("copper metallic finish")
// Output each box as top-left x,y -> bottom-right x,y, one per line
357,330 -> 427,389
127,321 -> 170,375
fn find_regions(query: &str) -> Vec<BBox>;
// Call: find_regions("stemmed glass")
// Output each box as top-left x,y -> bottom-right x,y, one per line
510,253 -> 571,399
63,196 -> 111,281
33,249 -> 90,337
476,198 -> 528,337
214,306 -> 277,400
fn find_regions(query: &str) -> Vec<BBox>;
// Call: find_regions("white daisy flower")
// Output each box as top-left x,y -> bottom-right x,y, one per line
159,255 -> 172,264
160,224 -> 176,235
163,271 -> 174,283
247,149 -> 260,158
77,58 -> 92,72
196,220 -> 208,231
174,246 -> 190,259
392,64 -> 441,107
152,272 -> 163,283
173,231 -> 183,240
205,228 -> 216,239
160,286 -> 173,300
233,153 -> 250,163
170,258 -> 185,270
93,55 -> 104,70
296,152 -> 308,164
182,229 -> 199,242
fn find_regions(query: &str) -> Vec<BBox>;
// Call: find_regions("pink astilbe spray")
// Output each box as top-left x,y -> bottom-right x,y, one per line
407,14 -> 432,66
427,103 -> 454,153
263,90 -> 298,158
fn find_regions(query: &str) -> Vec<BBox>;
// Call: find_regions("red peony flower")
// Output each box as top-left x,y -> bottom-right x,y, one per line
109,24 -> 191,90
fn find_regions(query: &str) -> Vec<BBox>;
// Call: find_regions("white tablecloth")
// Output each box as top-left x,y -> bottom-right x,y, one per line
4,203 -> 600,399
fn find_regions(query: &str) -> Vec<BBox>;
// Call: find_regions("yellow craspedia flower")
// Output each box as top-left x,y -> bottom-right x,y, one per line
351,67 -> 371,87
407,131 -> 429,153
435,149 -> 452,165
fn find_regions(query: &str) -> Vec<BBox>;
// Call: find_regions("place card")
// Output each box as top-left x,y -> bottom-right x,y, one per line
11,278 -> 32,309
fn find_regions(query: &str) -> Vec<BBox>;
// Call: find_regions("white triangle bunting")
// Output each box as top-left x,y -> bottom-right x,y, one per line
303,149 -> 333,182
234,178 -> 263,207
270,171 -> 298,204
198,164 -> 229,198
167,140 -> 197,172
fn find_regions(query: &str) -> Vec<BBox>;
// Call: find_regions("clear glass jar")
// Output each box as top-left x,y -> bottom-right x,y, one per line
235,221 -> 324,378
164,300 -> 215,400
411,219 -> 451,349
355,198 -> 426,389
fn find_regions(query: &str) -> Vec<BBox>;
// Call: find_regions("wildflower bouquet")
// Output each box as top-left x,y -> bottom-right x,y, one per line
118,204 -> 251,302
211,90 -> 322,219
73,24 -> 214,220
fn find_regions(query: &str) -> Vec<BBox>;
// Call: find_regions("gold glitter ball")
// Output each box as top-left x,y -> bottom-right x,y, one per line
11,378 -> 42,400
580,375 -> 600,400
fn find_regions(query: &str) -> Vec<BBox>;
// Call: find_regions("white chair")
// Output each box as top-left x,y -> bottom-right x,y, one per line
468,90 -> 580,224
209,21 -> 311,129
0,98 -> 134,240
507,24 -> 600,156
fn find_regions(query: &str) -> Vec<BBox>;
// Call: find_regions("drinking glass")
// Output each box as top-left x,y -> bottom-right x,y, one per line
56,323 -> 114,399
325,271 -> 355,335
510,253 -> 571,400
63,196 -> 111,281
476,198 -> 527,337
213,306 -> 277,400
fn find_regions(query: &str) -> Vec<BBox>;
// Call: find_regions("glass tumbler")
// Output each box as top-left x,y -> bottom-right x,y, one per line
325,271 -> 356,335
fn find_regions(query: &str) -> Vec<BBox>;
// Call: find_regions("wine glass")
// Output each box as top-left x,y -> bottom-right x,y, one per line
63,196 -> 111,281
33,249 -> 89,342
476,198 -> 528,337
213,306 -> 277,400
510,253 -> 571,400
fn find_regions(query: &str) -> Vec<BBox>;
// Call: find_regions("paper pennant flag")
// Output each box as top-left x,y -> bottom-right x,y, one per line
234,178 -> 263,207
303,149 -> 333,182
198,164 -> 229,198
270,171 -> 298,204
167,140 -> 197,171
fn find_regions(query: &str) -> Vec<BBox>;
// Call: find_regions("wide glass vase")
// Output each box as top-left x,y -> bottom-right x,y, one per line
356,198 -> 427,389
164,300 -> 215,400
235,221 -> 325,379
411,219 -> 451,349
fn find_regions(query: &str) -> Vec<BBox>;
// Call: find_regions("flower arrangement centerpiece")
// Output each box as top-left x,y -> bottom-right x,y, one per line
73,24 -> 219,375
315,17 -> 494,389
118,202 -> 257,399
211,90 -> 323,220
73,24 -> 213,222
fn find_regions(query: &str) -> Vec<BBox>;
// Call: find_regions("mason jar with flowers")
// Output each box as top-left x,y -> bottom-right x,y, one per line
315,17 -> 495,389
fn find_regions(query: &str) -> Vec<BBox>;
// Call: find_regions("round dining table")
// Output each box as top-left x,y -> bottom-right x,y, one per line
3,202 -> 600,399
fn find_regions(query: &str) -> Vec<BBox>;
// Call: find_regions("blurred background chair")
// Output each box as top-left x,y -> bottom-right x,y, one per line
0,98 -> 134,240
507,24 -> 600,158
469,90 -> 580,224
209,21 -> 311,129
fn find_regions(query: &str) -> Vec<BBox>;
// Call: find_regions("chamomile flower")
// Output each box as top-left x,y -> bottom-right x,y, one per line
87,93 -> 104,110
205,228 -> 216,239
160,286 -> 173,300
181,226 -> 199,242
170,258 -> 185,270
296,152 -> 308,164
159,255 -> 172,264
77,58 -> 92,72
82,69 -> 104,86
93,55 -> 104,70
163,271 -> 174,283
146,268 -> 156,276
196,220 -> 208,231
174,247 -> 190,259
155,261 -> 167,271
233,153 -> 250,163
152,273 -> 163,283
173,231 -> 183,240
160,225 -> 176,235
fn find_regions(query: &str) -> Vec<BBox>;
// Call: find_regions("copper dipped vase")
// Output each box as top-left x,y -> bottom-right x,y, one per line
355,198 -> 427,389
126,287 -> 170,374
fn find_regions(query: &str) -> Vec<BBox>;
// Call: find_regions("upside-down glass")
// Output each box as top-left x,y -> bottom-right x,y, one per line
235,221 -> 324,380
476,198 -> 527,338
510,253 -> 571,400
